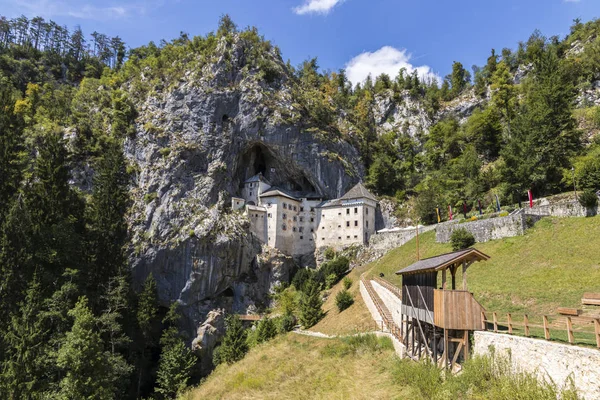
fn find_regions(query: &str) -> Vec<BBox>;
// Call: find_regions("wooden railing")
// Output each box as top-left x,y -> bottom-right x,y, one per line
481,311 -> 600,349
361,275 -> 403,342
372,277 -> 402,300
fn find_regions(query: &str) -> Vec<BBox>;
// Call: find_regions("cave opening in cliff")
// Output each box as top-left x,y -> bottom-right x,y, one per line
222,287 -> 234,297
236,143 -> 318,195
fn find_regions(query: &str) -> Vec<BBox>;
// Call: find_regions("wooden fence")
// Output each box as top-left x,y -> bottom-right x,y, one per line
481,311 -> 600,349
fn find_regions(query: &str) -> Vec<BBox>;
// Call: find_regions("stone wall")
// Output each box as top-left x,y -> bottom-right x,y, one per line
371,280 -> 403,328
436,213 -> 526,243
526,200 -> 596,218
474,331 -> 600,400
369,224 -> 437,258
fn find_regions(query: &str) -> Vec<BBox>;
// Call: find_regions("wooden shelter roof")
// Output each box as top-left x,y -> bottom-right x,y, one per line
395,248 -> 490,276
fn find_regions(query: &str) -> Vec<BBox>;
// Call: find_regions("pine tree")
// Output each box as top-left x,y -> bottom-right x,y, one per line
0,277 -> 50,398
218,315 -> 249,365
56,297 -> 113,399
254,317 -> 277,344
154,303 -> 196,399
87,139 -> 130,305
134,273 -> 162,398
299,279 -> 324,328
501,44 -> 580,196
0,77 -> 24,228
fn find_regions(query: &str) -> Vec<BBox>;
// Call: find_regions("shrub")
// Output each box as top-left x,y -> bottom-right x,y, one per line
579,190 -> 598,209
144,192 -> 158,204
324,247 -> 336,260
498,211 -> 509,217
450,228 -> 475,251
292,268 -> 313,292
342,277 -> 352,290
274,314 -> 296,334
254,318 -> 277,344
335,290 -> 354,312
325,273 -> 337,289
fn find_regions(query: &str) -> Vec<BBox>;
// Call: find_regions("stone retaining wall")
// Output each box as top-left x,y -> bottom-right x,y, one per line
526,200 -> 596,218
436,213 -> 526,243
474,331 -> 600,400
371,280 -> 403,328
369,224 -> 439,258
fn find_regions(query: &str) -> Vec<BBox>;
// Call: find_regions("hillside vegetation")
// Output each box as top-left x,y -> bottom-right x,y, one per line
367,215 -> 600,316
185,333 -> 579,400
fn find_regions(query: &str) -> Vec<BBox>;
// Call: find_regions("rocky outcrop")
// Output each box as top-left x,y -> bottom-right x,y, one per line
192,309 -> 226,374
123,35 -> 363,341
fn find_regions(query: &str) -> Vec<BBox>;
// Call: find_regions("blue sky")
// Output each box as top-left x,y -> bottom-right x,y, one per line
2,0 -> 598,84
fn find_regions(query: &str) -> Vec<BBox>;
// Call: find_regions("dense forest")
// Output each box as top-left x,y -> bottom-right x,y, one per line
1,12 -> 600,399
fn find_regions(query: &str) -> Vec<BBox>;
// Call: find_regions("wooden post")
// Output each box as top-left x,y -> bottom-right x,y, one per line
566,317 -> 574,344
443,329 -> 449,370
462,260 -> 467,290
507,313 -> 513,334
442,269 -> 447,290
594,319 -> 600,349
524,315 -> 530,337
543,316 -> 550,340
433,330 -> 438,365
493,312 -> 498,333
463,330 -> 470,361
481,311 -> 487,331
451,266 -> 456,290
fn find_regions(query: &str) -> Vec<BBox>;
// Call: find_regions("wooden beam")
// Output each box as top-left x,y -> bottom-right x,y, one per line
566,317 -> 574,344
558,307 -> 581,316
507,313 -> 513,334
462,260 -> 467,290
524,315 -> 530,337
450,340 -> 463,371
442,269 -> 447,290
543,316 -> 550,340
493,312 -> 498,333
595,319 -> 600,349
481,312 -> 487,331
451,265 -> 456,290
443,329 -> 449,370
463,330 -> 470,361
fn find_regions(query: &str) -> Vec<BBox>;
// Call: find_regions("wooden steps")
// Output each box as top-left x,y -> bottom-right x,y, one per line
361,276 -> 403,342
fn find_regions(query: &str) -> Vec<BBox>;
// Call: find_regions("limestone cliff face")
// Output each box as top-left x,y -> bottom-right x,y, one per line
124,35 -> 363,335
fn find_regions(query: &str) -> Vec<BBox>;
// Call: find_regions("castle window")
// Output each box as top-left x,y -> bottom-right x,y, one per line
366,221 -> 369,228
283,213 -> 287,219
310,228 -> 314,232
310,218 -> 314,222
300,207 -> 304,212
300,236 -> 304,240
283,203 -> 287,209
282,224 -> 287,230
293,227 -> 297,232
355,221 -> 358,227
338,225 -> 341,228
338,236 -> 341,240
354,207 -> 358,214
322,227 -> 325,230
346,209 -> 350,215
299,227 -> 304,232
354,235 -> 358,239
338,212 -> 341,216
293,216 -> 297,222
299,217 -> 304,222
322,238 -> 325,240
322,214 -> 325,218
346,221 -> 350,227
255,214 -> 258,217
366,208 -> 369,215
346,235 -> 350,239
310,207 -> 315,212
268,213 -> 272,218
293,206 -> 297,211
249,192 -> 253,196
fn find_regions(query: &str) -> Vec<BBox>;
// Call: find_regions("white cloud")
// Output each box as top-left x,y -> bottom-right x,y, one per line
293,0 -> 344,15
345,46 -> 441,87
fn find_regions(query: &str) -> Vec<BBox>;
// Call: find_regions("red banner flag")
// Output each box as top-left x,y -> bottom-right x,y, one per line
528,190 -> 533,208
448,205 -> 453,220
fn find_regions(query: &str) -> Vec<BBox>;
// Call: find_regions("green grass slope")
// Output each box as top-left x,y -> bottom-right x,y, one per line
367,216 -> 600,316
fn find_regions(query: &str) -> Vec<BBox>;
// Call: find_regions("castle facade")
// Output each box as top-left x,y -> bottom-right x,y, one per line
232,174 -> 377,256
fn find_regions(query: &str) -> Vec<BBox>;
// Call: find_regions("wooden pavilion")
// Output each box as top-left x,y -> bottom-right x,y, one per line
395,248 -> 490,369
